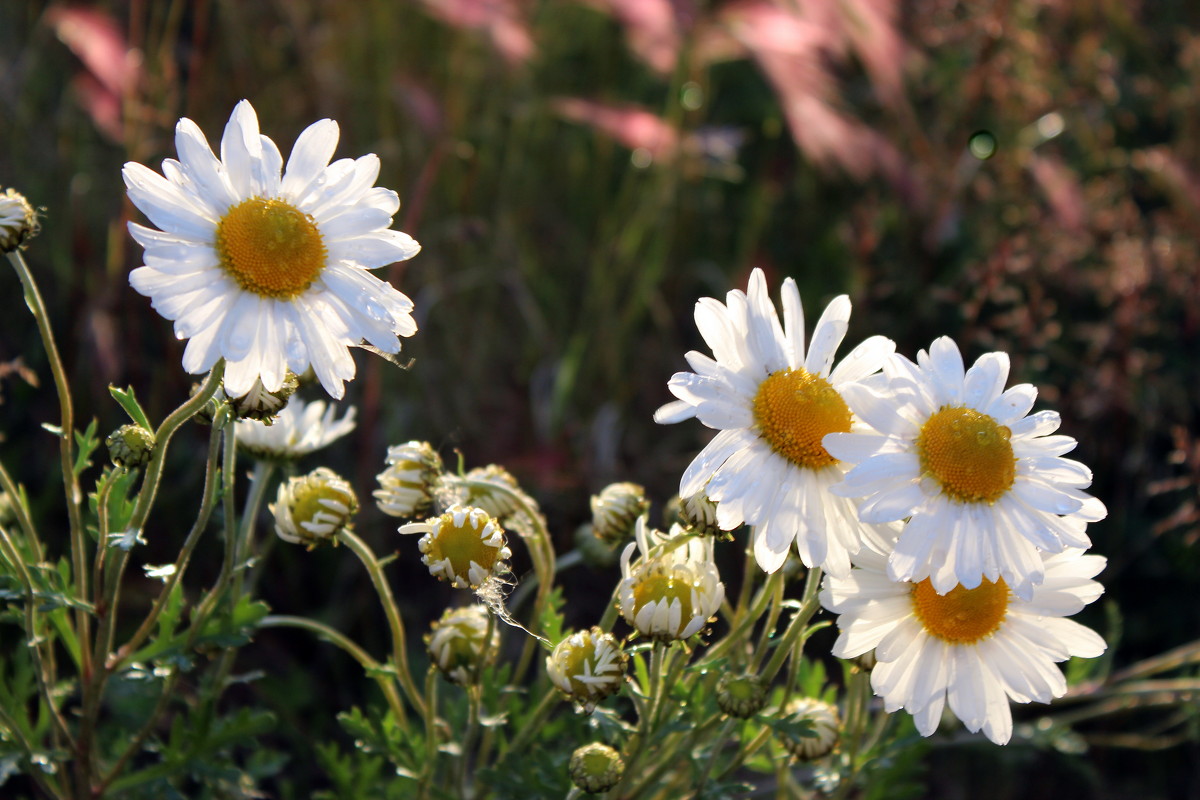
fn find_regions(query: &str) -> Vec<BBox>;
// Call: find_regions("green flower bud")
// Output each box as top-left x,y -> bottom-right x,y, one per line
105,424 -> 156,469
546,627 -> 628,713
716,673 -> 767,719
426,605 -> 498,685
228,372 -> 299,422
777,696 -> 840,761
568,743 -> 624,794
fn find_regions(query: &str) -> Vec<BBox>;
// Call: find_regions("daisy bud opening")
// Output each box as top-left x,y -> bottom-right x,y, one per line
399,505 -> 511,589
228,372 -> 299,422
617,520 -> 724,642
673,489 -> 724,538
455,464 -> 530,521
0,188 -> 39,253
716,673 -> 767,719
426,605 -> 499,685
105,424 -> 156,469
777,696 -> 841,761
375,441 -> 444,519
271,467 -> 358,549
568,743 -> 624,794
546,627 -> 628,713
590,482 -> 650,547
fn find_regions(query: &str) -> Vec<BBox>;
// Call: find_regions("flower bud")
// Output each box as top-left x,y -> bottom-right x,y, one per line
456,464 -> 529,520
546,627 -> 628,713
105,424 -> 156,469
426,605 -> 498,685
375,441 -> 444,519
590,482 -> 649,547
618,520 -> 724,641
399,505 -> 511,589
0,188 -> 38,253
568,743 -> 624,794
675,490 -> 724,538
776,696 -> 840,760
228,373 -> 299,421
271,467 -> 358,548
716,673 -> 767,719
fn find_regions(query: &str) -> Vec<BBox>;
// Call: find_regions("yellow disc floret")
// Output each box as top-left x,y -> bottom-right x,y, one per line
911,577 -> 1009,644
917,406 -> 1016,503
216,197 -> 326,298
631,567 -> 698,626
752,368 -> 853,469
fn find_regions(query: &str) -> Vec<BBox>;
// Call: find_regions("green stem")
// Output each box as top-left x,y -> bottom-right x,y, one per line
6,249 -> 88,679
112,423 -> 223,667
339,529 -> 424,722
701,570 -> 783,666
0,460 -> 44,561
761,568 -> 823,685
259,615 -> 406,720
461,479 -> 555,682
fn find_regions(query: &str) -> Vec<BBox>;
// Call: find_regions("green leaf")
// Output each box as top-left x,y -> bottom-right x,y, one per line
536,586 -> 567,646
109,385 -> 154,430
74,418 -> 100,476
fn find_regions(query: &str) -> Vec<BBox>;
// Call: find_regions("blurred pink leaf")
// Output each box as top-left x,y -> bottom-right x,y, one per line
417,0 -> 536,65
553,98 -> 680,160
1029,154 -> 1086,231
393,77 -> 444,137
719,0 -> 913,188
577,0 -> 695,75
46,5 -> 142,141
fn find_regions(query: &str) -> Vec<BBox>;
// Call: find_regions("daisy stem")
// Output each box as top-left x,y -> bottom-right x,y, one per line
831,666 -> 872,800
258,615 -> 407,722
749,573 -> 787,674
7,249 -> 89,685
462,479 -> 556,682
460,683 -> 483,798
761,567 -> 823,685
339,529 -> 425,724
702,570 -> 784,667
418,666 -> 440,799
112,423 -> 223,667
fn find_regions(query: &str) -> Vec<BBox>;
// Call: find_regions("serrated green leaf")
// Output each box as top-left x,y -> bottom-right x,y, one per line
109,385 -> 154,430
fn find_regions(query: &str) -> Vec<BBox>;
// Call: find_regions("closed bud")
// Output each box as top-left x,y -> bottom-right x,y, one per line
569,743 -> 624,794
375,441 -> 444,519
716,673 -> 767,719
590,482 -> 649,547
776,696 -> 840,760
228,372 -> 299,421
426,605 -> 498,685
106,424 -> 155,469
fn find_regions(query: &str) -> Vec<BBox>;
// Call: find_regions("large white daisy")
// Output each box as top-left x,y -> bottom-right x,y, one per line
654,268 -> 895,576
824,336 -> 1106,598
123,100 -> 420,399
235,397 -> 356,461
820,532 -> 1107,745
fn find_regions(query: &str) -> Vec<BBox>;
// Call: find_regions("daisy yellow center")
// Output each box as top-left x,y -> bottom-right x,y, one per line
916,406 -> 1015,503
752,368 -> 852,469
430,518 -> 501,578
910,577 -> 1009,644
632,568 -> 696,621
216,197 -> 326,299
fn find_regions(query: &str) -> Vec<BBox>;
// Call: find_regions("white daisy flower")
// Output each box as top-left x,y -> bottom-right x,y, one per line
546,627 -> 628,712
235,397 -> 356,460
820,534 -> 1107,745
824,336 -> 1107,598
617,519 -> 724,641
123,100 -> 421,400
398,505 -> 512,589
654,267 -> 895,576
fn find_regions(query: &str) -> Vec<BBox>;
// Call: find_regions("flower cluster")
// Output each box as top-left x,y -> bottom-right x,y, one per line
659,268 -> 1108,744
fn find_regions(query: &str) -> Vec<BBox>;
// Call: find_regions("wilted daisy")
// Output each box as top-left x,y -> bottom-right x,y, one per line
655,268 -> 894,576
590,482 -> 650,547
399,505 -> 511,589
375,441 -> 444,519
271,467 -> 358,548
236,397 -> 355,460
123,100 -> 420,400
426,605 -> 499,685
820,535 -> 1107,745
617,519 -> 724,641
546,627 -> 628,712
825,336 -> 1106,597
